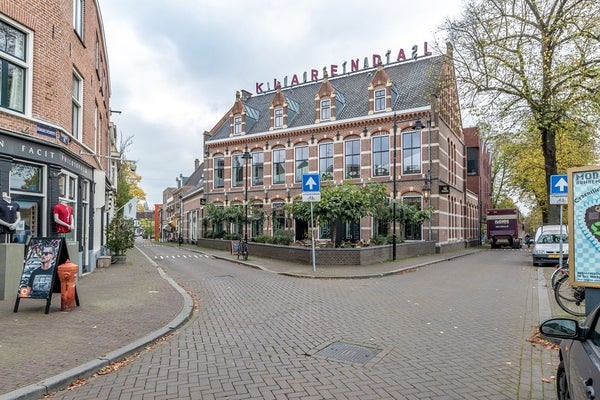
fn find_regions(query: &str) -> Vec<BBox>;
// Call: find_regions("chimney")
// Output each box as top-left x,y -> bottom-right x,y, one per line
195,158 -> 200,171
241,89 -> 252,101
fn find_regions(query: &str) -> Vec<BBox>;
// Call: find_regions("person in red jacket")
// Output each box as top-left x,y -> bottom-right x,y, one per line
53,200 -> 73,233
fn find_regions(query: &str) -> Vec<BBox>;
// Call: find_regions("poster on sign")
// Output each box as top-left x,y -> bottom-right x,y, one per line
13,237 -> 70,313
568,166 -> 600,287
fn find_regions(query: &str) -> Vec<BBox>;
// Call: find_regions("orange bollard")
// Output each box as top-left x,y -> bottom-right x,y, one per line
57,259 -> 79,311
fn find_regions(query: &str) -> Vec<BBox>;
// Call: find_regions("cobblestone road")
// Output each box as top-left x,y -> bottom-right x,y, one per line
48,247 -> 557,399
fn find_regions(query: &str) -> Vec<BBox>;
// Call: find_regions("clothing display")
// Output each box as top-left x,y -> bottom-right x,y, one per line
53,202 -> 73,233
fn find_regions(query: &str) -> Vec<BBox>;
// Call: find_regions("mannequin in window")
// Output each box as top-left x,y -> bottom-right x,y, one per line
0,192 -> 21,243
53,200 -> 74,233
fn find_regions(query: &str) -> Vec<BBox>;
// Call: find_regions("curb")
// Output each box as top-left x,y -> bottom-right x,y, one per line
0,246 -> 194,400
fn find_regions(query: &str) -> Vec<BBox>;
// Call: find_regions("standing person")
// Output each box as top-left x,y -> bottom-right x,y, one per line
20,246 -> 56,298
524,233 -> 532,248
0,191 -> 21,243
53,200 -> 73,233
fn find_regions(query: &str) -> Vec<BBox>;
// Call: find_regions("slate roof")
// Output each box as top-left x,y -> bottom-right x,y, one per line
207,55 -> 444,143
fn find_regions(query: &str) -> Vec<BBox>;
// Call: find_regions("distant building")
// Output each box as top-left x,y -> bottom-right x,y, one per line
0,1 -> 119,271
464,127 -> 492,242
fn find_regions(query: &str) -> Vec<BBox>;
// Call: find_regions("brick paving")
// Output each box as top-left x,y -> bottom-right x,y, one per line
0,242 -> 559,399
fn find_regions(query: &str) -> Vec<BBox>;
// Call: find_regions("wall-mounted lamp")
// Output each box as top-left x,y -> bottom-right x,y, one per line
287,138 -> 292,148
422,183 -> 431,200
413,119 -> 423,130
363,126 -> 369,137
264,188 -> 269,202
310,134 -> 315,144
286,187 -> 291,202
336,131 -> 341,141
204,148 -> 209,158
225,147 -> 229,155
265,141 -> 269,150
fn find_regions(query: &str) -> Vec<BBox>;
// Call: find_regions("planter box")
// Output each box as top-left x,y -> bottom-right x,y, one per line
96,255 -> 112,268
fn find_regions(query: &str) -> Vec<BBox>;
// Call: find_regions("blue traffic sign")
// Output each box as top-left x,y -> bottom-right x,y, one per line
550,174 -> 568,195
302,174 -> 320,193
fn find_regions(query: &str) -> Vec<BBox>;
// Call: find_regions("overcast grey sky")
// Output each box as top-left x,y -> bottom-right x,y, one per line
99,0 -> 464,207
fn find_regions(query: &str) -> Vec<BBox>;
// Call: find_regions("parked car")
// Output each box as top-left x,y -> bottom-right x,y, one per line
532,225 -> 569,266
539,306 -> 600,399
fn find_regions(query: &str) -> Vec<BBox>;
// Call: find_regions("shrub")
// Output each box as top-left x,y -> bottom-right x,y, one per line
105,216 -> 135,256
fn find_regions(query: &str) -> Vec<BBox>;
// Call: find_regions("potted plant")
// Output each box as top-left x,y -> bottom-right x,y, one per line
105,215 -> 135,263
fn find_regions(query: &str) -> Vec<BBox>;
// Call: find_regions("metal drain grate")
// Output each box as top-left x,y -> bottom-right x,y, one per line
315,341 -> 381,364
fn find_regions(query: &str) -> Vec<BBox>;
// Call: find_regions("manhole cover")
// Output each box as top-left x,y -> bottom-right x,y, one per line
315,341 -> 381,364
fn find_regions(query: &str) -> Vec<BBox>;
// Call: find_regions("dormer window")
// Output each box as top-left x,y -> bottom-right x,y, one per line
374,88 -> 386,112
274,107 -> 283,129
320,99 -> 331,121
233,115 -> 242,134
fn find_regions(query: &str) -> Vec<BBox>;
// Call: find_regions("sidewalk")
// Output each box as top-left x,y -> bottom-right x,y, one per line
0,243 -> 506,399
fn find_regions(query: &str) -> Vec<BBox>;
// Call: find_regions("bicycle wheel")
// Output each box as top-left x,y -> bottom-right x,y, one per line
551,266 -> 568,288
554,275 -> 586,317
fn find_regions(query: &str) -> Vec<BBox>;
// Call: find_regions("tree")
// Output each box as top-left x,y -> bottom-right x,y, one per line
290,181 -> 388,246
443,0 -> 600,223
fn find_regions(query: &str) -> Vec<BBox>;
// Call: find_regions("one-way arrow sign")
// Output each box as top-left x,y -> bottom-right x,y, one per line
549,174 -> 568,205
302,174 -> 320,193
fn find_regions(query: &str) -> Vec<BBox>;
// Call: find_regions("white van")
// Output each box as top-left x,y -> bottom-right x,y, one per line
532,225 -> 568,266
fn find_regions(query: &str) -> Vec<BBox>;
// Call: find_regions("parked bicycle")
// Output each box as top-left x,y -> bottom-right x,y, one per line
550,264 -> 568,288
237,238 -> 248,261
552,268 -> 586,317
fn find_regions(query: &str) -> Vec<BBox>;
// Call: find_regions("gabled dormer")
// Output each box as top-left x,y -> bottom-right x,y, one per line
229,91 -> 259,136
314,70 -> 343,123
368,62 -> 396,114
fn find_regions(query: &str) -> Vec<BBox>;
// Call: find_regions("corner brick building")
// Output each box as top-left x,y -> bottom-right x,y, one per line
193,44 -> 481,252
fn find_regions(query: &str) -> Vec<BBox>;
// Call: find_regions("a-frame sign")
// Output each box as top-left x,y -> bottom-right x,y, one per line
13,237 -> 78,314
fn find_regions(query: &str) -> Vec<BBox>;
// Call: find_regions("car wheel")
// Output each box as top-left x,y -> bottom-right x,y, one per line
556,361 -> 570,400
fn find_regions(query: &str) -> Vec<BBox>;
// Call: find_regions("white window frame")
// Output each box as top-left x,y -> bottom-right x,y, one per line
374,88 -> 386,112
73,0 -> 84,38
0,17 -> 32,115
320,99 -> 331,121
72,71 -> 83,140
274,107 -> 283,128
233,115 -> 242,134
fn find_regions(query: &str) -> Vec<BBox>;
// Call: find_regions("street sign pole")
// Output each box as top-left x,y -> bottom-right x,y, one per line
310,202 -> 316,272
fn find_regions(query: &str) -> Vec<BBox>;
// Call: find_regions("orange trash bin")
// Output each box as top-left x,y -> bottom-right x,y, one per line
57,259 -> 79,311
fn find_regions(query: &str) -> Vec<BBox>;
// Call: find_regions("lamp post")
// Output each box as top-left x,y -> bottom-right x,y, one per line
426,113 -> 432,241
242,147 -> 252,241
392,113 -> 397,260
178,194 -> 182,245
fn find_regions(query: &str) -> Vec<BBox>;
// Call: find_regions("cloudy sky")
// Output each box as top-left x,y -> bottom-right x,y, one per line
99,0 -> 464,207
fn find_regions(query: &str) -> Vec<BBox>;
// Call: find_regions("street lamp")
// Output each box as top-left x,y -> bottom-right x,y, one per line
392,113 -> 398,260
242,147 -> 252,241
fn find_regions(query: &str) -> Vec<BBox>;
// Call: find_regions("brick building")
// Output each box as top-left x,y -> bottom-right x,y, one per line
0,1 -> 116,271
200,43 -> 480,250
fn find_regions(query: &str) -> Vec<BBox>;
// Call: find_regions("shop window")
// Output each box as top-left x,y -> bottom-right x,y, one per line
10,162 -> 42,192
